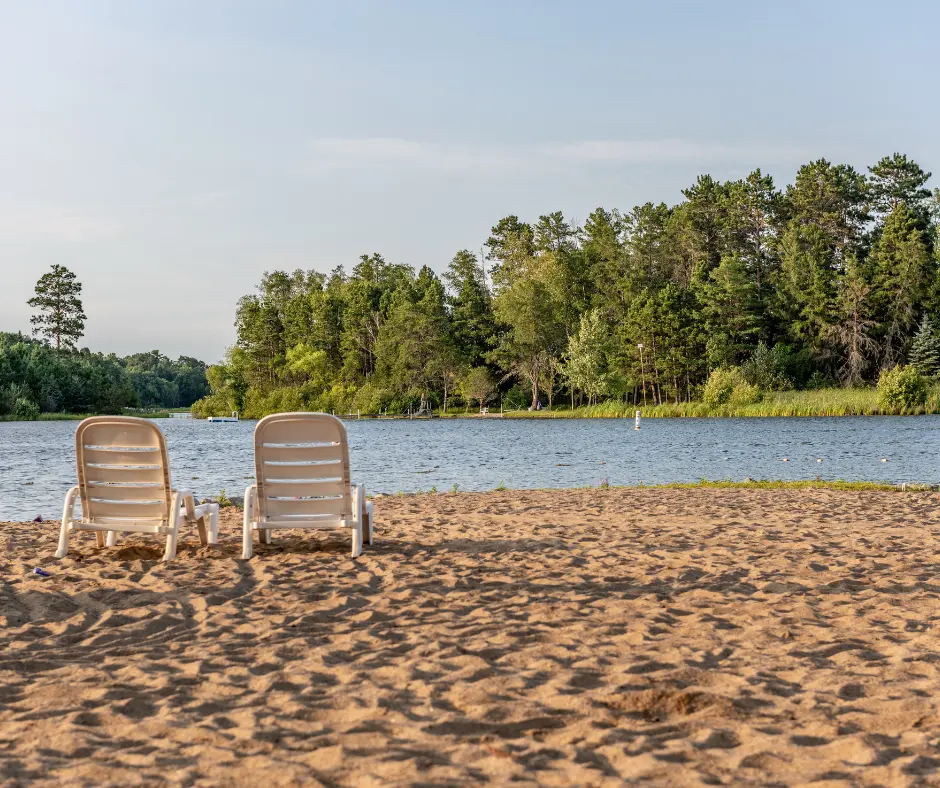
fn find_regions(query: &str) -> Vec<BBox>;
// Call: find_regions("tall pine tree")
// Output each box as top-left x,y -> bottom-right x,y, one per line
28,264 -> 86,351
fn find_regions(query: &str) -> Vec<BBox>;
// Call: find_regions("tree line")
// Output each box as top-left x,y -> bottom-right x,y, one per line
191,153 -> 940,417
0,333 -> 210,418
1,265 -> 209,418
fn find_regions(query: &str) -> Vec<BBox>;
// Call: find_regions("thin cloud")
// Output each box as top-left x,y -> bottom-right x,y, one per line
541,139 -> 809,163
301,138 -> 520,174
0,210 -> 119,242
301,137 -> 807,175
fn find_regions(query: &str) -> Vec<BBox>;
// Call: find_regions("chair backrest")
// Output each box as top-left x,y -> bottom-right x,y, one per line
254,412 -> 352,523
75,416 -> 173,524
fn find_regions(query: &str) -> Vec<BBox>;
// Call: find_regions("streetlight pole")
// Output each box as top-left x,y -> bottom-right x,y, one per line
637,343 -> 647,407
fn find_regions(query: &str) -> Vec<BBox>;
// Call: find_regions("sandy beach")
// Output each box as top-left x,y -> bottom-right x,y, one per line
2,487 -> 940,786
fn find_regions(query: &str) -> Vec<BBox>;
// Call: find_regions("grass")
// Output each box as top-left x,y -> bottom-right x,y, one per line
0,408 -> 175,422
344,479 -> 933,500
648,479 -> 915,492
502,386 -> 940,419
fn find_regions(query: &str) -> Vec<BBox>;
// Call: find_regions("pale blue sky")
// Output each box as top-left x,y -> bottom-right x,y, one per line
1,0 -> 936,362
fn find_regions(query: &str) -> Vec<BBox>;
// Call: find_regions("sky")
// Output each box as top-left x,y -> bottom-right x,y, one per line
1,0 -> 937,363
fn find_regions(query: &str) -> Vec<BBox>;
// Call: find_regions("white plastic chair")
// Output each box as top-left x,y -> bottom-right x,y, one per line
242,412 -> 374,559
56,416 -> 219,562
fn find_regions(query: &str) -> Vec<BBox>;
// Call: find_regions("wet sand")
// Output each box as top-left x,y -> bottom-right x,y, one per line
2,487 -> 940,786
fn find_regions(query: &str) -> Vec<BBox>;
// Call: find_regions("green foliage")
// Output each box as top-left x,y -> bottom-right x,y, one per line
702,367 -> 761,407
187,151 -> 940,420
0,333 -> 208,418
460,367 -> 496,410
561,308 -> 610,404
877,365 -> 928,410
12,397 -> 40,421
740,342 -> 791,391
908,316 -> 940,377
512,387 -> 940,418
28,264 -> 86,351
869,204 -> 932,366
123,351 -> 209,408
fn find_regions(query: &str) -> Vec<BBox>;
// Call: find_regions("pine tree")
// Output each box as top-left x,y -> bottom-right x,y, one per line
28,264 -> 86,351
908,316 -> 940,377
869,203 -> 933,368
827,258 -> 879,386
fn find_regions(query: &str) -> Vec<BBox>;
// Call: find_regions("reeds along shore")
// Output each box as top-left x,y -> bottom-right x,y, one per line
504,387 -> 940,419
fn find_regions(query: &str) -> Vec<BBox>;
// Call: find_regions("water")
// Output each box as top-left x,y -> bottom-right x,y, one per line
1,416 -> 937,520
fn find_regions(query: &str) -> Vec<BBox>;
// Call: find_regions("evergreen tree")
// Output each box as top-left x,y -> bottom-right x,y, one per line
775,222 -> 838,359
827,258 -> 879,386
868,153 -> 932,220
869,203 -> 933,368
28,264 -> 87,351
443,250 -> 493,366
908,316 -> 940,377
697,254 -> 762,363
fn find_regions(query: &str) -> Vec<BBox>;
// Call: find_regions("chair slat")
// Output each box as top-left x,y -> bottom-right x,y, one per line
85,466 -> 166,485
259,445 -> 342,464
87,483 -> 166,502
86,499 -> 168,518
263,480 -> 347,499
263,496 -> 348,517
83,448 -> 167,467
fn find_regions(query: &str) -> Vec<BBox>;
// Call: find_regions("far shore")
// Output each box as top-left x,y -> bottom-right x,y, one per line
2,387 -> 938,421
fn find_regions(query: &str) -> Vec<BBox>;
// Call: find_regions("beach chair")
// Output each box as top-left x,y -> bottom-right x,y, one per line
55,416 -> 219,562
242,412 -> 373,559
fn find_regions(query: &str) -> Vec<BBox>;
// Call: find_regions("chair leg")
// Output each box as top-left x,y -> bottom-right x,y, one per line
106,530 -> 118,547
241,486 -> 255,559
55,486 -> 78,559
365,501 -> 374,546
259,528 -> 271,544
163,529 -> 179,561
351,521 -> 363,558
54,524 -> 70,559
208,505 -> 219,544
164,492 -> 181,561
95,531 -> 106,549
196,514 -> 208,546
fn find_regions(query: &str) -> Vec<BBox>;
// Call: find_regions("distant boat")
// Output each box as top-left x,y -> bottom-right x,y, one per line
208,411 -> 239,423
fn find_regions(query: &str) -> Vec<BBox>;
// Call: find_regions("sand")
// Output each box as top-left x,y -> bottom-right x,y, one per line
2,487 -> 940,786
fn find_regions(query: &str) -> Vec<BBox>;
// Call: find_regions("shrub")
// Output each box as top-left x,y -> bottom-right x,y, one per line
805,371 -> 835,390
351,382 -> 394,415
877,365 -> 928,410
729,380 -> 762,406
741,342 -> 791,391
702,367 -> 761,408
12,398 -> 40,421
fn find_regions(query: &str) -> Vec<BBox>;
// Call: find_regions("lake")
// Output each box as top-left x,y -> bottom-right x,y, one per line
1,416 -> 937,520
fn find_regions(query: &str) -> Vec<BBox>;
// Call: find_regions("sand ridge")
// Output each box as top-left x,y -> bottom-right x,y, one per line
2,487 -> 940,785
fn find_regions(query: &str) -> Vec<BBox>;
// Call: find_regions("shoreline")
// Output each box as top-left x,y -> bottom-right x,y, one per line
5,410 -> 940,423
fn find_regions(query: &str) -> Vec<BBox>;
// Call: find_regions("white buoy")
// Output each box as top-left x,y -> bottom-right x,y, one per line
817,458 -> 823,463
635,410 -> 641,431
783,458 -> 789,462
881,458 -> 887,462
